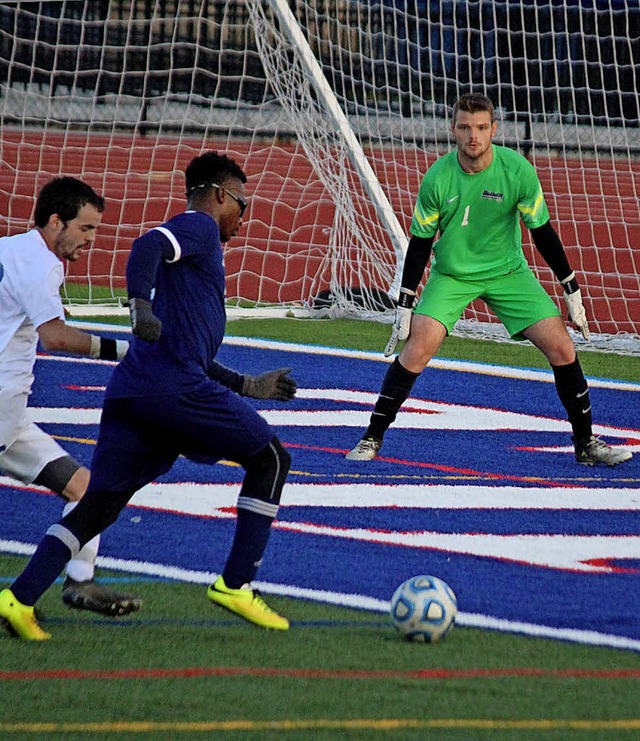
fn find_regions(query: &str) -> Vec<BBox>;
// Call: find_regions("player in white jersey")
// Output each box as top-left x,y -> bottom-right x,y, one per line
0,176 -> 141,618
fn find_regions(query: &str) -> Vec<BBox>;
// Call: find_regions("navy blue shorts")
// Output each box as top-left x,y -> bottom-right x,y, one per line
88,379 -> 273,493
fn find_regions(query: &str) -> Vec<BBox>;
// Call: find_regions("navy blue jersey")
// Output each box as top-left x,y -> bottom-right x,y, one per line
110,211 -> 228,397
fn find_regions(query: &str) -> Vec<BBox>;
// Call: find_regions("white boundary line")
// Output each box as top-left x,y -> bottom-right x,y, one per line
2,538 -> 639,652
58,323 -> 640,391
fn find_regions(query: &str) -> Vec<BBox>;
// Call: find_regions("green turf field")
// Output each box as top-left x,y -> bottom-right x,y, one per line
1,554 -> 639,741
1,318 -> 639,740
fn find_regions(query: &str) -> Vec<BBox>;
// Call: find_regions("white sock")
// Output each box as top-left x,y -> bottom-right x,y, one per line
62,501 -> 101,583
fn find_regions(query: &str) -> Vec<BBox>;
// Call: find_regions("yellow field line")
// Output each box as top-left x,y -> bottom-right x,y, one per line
52,434 -> 96,445
1,719 -> 639,733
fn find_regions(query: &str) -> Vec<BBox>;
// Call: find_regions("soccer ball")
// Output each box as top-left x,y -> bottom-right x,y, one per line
389,575 -> 457,643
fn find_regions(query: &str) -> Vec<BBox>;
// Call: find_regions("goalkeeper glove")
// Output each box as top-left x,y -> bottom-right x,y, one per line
242,368 -> 297,401
561,272 -> 590,340
129,297 -> 162,342
384,288 -> 415,358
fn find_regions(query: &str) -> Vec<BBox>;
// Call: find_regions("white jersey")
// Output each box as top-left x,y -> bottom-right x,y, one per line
0,229 -> 65,393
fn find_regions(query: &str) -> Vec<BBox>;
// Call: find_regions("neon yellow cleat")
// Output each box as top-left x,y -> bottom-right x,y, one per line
0,588 -> 51,641
207,576 -> 289,631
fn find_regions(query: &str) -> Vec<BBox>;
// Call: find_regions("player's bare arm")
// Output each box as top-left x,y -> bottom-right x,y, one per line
37,318 -> 128,360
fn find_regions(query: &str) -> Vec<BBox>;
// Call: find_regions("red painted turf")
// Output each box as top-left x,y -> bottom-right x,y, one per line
1,666 -> 638,681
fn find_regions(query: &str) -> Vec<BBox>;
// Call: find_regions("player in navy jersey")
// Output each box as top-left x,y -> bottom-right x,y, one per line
0,152 -> 297,639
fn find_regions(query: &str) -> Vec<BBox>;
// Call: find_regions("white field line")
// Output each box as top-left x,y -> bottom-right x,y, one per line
26,397 -> 640,441
2,478 -> 638,574
3,476 -> 640,512
2,538 -> 640,653
46,330 -> 640,392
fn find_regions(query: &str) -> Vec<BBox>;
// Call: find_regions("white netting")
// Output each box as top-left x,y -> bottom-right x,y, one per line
0,1 -> 638,351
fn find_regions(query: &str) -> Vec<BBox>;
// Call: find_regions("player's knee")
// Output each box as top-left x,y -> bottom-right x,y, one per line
242,436 -> 290,504
400,336 -> 436,373
272,438 -> 291,494
64,487 -> 132,535
34,456 -> 85,498
545,344 -> 577,367
62,467 -> 90,501
272,436 -> 291,478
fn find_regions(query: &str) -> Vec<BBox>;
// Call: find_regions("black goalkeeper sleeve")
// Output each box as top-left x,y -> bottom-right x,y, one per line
530,220 -> 573,283
400,235 -> 434,293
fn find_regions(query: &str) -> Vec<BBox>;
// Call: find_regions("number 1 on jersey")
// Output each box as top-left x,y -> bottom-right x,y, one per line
461,205 -> 470,227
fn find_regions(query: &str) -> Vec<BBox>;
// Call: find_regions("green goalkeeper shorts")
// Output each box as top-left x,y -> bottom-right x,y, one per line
415,263 -> 561,341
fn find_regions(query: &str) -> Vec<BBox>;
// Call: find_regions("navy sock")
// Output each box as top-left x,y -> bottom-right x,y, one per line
11,534 -> 73,606
222,510 -> 274,588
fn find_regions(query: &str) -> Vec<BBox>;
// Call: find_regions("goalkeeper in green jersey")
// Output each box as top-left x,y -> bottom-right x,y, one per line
347,93 -> 632,467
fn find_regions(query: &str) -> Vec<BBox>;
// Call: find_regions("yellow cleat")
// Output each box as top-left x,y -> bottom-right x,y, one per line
207,576 -> 289,631
0,588 -> 51,641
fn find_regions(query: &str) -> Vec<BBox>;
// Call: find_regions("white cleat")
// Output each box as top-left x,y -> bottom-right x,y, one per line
345,437 -> 382,461
574,436 -> 633,466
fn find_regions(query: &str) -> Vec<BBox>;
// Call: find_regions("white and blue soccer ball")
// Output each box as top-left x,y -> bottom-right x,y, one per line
389,575 -> 457,643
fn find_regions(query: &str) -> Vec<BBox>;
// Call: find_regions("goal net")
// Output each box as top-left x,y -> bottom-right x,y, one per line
1,0 -> 638,351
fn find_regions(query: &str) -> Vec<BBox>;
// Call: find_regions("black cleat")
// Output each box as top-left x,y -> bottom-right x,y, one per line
61,577 -> 142,617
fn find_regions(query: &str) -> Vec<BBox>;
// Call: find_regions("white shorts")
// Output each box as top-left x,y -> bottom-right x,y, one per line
0,386 -> 67,484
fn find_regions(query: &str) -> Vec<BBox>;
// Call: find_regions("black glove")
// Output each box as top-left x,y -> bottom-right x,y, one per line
129,297 -> 162,342
242,368 -> 297,401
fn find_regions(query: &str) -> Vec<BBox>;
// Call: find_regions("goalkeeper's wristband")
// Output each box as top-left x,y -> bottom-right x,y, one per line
397,288 -> 416,309
560,271 -> 580,295
90,335 -> 128,361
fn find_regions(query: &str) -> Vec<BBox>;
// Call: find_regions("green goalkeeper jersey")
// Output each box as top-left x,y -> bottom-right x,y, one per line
410,144 -> 550,280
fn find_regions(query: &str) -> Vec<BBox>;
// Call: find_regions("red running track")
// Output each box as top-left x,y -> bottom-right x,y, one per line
1,129 -> 637,334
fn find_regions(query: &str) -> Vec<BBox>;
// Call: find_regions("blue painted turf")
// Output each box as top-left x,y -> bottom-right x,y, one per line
2,335 -> 639,645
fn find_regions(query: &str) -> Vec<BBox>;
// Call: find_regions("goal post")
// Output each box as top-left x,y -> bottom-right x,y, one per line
0,0 -> 638,351
248,0 -> 408,300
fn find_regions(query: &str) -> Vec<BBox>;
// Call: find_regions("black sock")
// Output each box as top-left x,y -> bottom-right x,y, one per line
365,358 -> 421,440
551,357 -> 592,442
